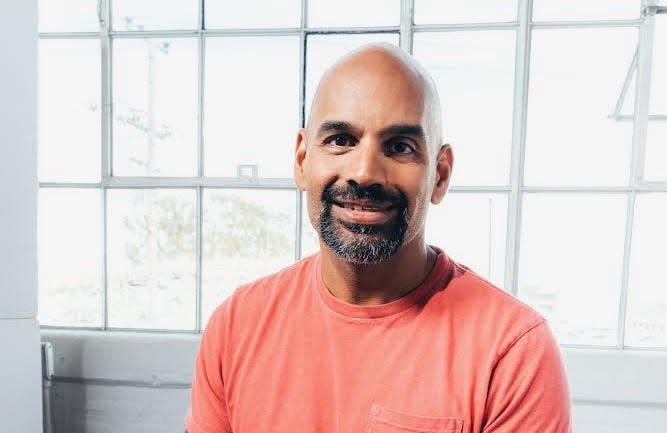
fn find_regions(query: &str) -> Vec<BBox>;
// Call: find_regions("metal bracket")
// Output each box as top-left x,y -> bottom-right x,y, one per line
644,5 -> 667,16
41,342 -> 54,381
237,164 -> 259,179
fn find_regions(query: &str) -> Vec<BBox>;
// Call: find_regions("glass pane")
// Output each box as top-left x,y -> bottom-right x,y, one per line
38,189 -> 102,327
300,196 -> 320,258
620,61 -> 636,117
533,0 -> 640,21
205,0 -> 301,29
112,0 -> 198,31
415,0 -> 517,24
204,36 -> 300,178
308,0 -> 400,28
305,33 -> 399,116
625,194 -> 667,348
645,21 -> 667,181
113,38 -> 198,177
525,29 -> 637,186
426,193 -> 507,287
648,20 -> 666,114
107,189 -> 196,330
39,0 -> 99,32
39,39 -> 101,182
645,123 -> 667,181
201,189 -> 296,326
518,194 -> 627,346
413,31 -> 515,186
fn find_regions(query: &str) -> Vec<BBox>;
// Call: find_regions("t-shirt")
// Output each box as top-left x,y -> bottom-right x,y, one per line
185,249 -> 572,433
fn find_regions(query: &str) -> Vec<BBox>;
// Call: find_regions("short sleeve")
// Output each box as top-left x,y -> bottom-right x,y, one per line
185,304 -> 233,433
482,320 -> 572,433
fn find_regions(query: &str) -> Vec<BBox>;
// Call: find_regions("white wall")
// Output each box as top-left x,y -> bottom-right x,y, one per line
0,1 -> 43,432
40,330 -> 667,433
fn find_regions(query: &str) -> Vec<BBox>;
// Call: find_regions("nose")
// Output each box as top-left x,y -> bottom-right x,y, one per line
344,140 -> 388,188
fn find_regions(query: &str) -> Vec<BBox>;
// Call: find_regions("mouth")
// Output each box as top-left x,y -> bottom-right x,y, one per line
333,199 -> 393,212
331,199 -> 397,225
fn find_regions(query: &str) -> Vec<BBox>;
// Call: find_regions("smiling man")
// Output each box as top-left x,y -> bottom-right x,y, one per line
185,44 -> 572,433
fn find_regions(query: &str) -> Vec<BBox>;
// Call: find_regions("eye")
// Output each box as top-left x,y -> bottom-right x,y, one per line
386,140 -> 415,155
323,133 -> 357,147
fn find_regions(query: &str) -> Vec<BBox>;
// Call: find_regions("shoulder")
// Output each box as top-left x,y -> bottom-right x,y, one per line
432,258 -> 548,358
204,254 -> 318,331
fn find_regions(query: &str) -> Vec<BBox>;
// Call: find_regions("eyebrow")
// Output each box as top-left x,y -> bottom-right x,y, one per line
378,124 -> 426,142
316,121 -> 359,137
316,121 -> 426,142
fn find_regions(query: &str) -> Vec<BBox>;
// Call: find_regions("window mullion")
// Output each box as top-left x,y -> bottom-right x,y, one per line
504,0 -> 532,296
295,0 -> 307,260
617,2 -> 658,347
400,0 -> 415,53
632,2 -> 657,185
100,0 -> 112,330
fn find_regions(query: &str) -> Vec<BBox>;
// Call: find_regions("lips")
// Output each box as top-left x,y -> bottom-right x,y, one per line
332,200 -> 396,225
333,199 -> 393,212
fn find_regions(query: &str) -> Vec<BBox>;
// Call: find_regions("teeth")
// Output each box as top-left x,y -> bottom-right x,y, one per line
346,204 -> 381,211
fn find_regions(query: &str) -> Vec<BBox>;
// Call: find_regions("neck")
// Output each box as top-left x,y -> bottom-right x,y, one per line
319,237 -> 437,305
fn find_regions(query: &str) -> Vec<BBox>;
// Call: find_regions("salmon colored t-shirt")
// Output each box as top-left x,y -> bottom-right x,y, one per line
186,249 -> 571,433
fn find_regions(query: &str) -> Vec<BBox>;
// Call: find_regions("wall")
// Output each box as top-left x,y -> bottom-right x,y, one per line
41,330 -> 667,433
0,1 -> 44,432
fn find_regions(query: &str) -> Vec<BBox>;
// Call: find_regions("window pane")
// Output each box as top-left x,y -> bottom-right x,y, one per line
201,189 -> 296,326
645,123 -> 667,181
38,189 -> 102,327
415,0 -> 517,24
413,31 -> 515,186
518,194 -> 627,346
112,0 -> 198,31
645,21 -> 667,181
39,39 -> 101,182
525,29 -> 637,186
107,189 -> 196,330
113,38 -> 198,177
426,193 -> 507,287
533,0 -> 640,21
205,0 -> 301,29
305,33 -> 399,116
625,194 -> 667,348
204,36 -> 300,178
39,0 -> 99,32
308,0 -> 400,28
301,196 -> 320,258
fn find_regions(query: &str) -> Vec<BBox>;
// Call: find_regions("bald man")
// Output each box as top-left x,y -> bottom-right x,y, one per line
185,44 -> 572,433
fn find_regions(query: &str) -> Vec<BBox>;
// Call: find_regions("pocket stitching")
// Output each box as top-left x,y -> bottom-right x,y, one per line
368,405 -> 463,433
372,416 -> 462,433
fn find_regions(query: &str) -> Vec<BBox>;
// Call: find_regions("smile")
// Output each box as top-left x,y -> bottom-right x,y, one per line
331,200 -> 397,225
333,199 -> 393,211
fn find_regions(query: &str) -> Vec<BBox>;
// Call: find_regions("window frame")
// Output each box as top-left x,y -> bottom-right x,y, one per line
38,0 -> 667,351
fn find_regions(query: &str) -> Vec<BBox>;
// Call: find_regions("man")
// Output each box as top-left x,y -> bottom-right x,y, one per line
185,44 -> 572,433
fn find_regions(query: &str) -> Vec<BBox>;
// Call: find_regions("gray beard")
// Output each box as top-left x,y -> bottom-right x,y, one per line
318,204 -> 409,264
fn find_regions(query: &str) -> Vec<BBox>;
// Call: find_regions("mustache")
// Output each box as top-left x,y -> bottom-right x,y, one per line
322,182 -> 407,208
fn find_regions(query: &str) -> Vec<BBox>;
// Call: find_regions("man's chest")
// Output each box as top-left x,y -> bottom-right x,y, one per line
224,318 -> 490,433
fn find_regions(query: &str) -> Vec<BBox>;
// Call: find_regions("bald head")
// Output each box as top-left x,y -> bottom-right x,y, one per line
307,43 -> 443,152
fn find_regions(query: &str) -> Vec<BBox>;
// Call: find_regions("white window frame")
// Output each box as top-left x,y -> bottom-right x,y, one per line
38,2 -> 667,431
38,0 -> 667,349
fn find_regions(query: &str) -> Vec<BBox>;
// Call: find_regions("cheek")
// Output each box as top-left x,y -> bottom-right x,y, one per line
405,182 -> 431,224
305,193 -> 322,229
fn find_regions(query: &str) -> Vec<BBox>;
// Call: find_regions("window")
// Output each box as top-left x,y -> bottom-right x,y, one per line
38,0 -> 665,350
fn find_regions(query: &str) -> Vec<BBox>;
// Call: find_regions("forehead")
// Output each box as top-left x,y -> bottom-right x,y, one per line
308,56 -> 428,133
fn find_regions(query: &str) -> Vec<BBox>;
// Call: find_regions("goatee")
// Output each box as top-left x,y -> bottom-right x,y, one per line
318,182 -> 409,264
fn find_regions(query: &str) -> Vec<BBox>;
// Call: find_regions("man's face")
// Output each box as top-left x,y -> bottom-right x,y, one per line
295,52 -> 450,264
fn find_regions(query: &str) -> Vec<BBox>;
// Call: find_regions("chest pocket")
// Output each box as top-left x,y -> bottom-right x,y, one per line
366,404 -> 463,433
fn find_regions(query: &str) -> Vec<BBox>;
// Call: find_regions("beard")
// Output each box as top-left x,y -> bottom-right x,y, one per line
318,182 -> 409,264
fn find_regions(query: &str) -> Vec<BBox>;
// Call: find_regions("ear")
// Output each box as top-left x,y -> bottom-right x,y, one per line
294,129 -> 308,191
430,144 -> 453,205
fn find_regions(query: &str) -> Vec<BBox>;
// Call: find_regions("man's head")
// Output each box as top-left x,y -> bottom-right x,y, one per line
294,43 -> 453,264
